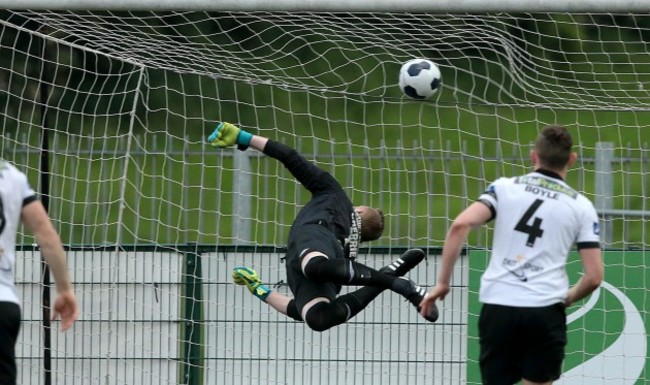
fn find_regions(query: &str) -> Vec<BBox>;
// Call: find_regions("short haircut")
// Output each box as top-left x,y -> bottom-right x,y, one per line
360,208 -> 384,242
535,125 -> 573,170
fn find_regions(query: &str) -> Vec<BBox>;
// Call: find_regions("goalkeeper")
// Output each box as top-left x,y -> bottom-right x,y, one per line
208,122 -> 438,331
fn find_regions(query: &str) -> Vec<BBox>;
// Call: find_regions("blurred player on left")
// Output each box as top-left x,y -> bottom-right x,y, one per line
0,160 -> 79,384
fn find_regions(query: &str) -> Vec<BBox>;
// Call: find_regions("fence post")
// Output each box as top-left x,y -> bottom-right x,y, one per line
179,245 -> 204,385
233,150 -> 252,242
594,142 -> 614,246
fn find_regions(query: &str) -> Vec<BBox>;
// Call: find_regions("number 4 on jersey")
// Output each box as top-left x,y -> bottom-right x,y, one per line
515,199 -> 544,247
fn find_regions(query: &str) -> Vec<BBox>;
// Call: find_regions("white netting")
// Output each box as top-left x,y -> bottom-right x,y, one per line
1,10 -> 648,385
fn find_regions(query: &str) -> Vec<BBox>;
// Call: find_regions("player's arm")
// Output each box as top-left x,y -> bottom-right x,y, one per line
565,247 -> 603,307
21,200 -> 79,331
248,134 -> 269,152
208,122 -> 336,193
565,204 -> 604,307
438,201 -> 492,285
420,201 -> 492,317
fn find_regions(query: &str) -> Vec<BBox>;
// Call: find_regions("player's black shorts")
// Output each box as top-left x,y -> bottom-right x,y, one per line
284,223 -> 345,314
479,302 -> 566,385
0,302 -> 21,385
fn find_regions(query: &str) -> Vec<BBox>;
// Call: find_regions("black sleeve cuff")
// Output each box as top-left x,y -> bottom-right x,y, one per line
22,194 -> 38,207
577,241 -> 601,250
478,199 -> 496,221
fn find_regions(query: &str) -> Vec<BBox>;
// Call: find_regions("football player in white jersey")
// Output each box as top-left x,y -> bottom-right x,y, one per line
420,125 -> 603,385
0,160 -> 79,384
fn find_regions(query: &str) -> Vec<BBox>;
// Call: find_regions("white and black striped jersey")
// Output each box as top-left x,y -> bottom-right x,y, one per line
477,169 -> 601,307
0,161 -> 38,305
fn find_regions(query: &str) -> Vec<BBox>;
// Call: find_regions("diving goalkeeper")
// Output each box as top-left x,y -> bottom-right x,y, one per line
208,122 -> 438,331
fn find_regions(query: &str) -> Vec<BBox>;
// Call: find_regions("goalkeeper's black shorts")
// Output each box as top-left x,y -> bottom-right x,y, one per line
284,223 -> 345,315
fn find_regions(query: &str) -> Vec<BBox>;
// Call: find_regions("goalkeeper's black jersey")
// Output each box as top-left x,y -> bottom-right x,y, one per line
263,140 -> 357,257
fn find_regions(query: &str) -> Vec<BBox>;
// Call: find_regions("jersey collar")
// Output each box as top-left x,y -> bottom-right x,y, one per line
534,168 -> 563,181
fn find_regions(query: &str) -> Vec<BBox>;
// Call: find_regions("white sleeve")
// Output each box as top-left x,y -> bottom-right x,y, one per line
15,166 -> 37,205
576,200 -> 601,247
478,177 -> 509,213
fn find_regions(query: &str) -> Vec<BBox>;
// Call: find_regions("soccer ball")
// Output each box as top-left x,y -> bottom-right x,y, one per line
398,59 -> 442,100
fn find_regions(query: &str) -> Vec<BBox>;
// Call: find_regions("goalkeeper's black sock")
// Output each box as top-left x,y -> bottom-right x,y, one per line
302,256 -> 397,289
335,287 -> 384,317
303,256 -> 420,300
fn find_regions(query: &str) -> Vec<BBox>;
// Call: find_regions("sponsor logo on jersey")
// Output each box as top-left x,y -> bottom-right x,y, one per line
593,222 -> 600,235
516,175 -> 578,199
345,210 -> 361,260
502,255 -> 544,282
483,184 -> 496,197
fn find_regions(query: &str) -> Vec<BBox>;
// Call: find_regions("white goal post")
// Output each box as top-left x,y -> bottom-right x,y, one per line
1,4 -> 649,385
3,0 -> 650,12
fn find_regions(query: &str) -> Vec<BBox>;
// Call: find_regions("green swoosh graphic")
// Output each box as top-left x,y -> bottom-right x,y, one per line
557,281 -> 646,385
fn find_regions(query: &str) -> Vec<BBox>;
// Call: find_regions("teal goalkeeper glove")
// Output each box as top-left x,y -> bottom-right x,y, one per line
207,122 -> 253,150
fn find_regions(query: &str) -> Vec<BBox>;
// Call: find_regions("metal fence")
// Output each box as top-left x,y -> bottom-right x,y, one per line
4,131 -> 650,247
16,245 -> 465,385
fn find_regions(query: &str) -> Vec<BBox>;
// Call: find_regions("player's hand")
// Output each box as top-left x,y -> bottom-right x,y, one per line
52,288 -> 79,332
207,122 -> 239,147
419,283 -> 449,318
207,122 -> 253,149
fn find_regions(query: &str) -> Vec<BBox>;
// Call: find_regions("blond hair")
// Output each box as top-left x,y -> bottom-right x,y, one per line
359,208 -> 384,242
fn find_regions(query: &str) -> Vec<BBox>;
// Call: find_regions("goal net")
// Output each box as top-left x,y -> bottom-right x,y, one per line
1,9 -> 648,385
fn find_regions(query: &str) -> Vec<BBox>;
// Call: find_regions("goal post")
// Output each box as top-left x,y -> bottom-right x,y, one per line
1,6 -> 649,385
3,0 -> 650,12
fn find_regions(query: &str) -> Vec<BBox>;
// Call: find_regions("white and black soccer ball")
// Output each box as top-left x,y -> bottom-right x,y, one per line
398,59 -> 442,100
